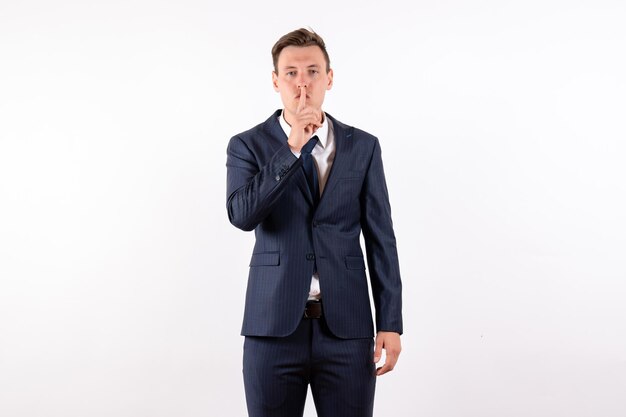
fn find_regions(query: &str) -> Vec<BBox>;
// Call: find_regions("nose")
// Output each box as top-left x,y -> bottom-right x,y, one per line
296,74 -> 310,89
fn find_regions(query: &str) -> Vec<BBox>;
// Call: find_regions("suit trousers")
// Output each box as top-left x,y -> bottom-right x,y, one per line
243,315 -> 376,417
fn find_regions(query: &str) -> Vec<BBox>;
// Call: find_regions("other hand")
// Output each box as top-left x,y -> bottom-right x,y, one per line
373,331 -> 402,376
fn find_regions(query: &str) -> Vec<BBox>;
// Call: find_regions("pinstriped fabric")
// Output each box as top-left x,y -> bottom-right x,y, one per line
243,317 -> 375,417
226,110 -> 402,339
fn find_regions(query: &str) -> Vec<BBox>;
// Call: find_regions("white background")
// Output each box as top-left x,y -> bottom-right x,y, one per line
1,1 -> 625,416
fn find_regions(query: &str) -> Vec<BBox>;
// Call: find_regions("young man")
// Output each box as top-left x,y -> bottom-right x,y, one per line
226,28 -> 403,417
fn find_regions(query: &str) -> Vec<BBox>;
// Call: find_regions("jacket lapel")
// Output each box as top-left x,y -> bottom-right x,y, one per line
318,114 -> 353,208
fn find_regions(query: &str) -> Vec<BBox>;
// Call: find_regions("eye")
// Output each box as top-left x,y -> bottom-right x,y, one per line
309,69 -> 319,75
286,71 -> 296,77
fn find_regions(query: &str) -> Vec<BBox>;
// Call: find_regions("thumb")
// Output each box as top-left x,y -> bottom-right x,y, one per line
373,336 -> 384,363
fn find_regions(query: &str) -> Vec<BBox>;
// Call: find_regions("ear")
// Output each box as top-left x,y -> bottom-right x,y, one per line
272,71 -> 279,92
326,68 -> 334,90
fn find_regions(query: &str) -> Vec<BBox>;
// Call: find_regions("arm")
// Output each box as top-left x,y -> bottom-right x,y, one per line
360,138 -> 403,375
226,89 -> 322,231
226,136 -> 300,231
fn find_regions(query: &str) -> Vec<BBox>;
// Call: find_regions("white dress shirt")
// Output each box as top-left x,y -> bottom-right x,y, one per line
278,110 -> 336,300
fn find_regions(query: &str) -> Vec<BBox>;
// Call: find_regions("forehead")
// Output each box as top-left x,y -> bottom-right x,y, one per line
277,45 -> 325,68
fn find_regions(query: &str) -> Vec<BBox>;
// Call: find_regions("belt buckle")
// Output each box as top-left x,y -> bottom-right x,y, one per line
304,301 -> 321,319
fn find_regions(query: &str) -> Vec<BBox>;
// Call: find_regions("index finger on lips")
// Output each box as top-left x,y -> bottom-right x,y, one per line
297,86 -> 307,113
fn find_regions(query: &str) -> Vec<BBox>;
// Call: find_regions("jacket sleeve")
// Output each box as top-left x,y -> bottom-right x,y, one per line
226,135 -> 301,231
360,138 -> 403,334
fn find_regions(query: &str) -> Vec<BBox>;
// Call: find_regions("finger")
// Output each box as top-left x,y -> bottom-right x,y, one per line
373,338 -> 384,363
376,352 -> 398,376
296,114 -> 322,130
296,109 -> 318,121
314,109 -> 323,124
297,86 -> 307,113
385,352 -> 399,370
376,360 -> 395,376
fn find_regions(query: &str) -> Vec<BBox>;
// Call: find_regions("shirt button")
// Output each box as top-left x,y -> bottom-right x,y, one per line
275,175 -> 280,181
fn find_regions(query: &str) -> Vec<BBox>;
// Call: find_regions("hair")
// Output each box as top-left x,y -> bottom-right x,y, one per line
271,28 -> 331,74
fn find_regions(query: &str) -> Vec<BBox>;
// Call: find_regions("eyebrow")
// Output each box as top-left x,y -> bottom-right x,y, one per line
282,64 -> 321,70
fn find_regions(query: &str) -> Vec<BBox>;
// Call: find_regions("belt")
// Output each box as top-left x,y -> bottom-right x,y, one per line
304,300 -> 322,319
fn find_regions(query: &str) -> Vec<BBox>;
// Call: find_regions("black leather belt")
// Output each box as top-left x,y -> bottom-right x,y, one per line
304,300 -> 322,319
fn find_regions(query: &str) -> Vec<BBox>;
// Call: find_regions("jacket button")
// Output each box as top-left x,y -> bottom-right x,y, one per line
306,253 -> 315,261
312,221 -> 318,227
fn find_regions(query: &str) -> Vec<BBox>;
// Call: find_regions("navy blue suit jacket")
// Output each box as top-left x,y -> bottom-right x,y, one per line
226,110 -> 402,339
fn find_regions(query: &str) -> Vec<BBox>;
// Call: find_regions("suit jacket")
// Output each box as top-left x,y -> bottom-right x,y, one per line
226,110 -> 402,339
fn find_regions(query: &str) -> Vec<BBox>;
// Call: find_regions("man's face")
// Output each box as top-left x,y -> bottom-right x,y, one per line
272,45 -> 333,119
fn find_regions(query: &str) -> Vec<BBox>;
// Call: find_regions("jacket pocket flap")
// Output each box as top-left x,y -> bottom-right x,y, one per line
345,256 -> 366,270
249,252 -> 280,266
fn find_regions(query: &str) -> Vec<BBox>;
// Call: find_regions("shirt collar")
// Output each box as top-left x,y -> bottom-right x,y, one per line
278,110 -> 329,148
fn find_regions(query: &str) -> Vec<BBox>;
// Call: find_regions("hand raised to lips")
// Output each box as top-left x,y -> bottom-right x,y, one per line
287,86 -> 322,152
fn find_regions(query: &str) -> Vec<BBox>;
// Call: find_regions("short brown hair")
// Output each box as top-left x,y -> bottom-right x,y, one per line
271,28 -> 331,74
